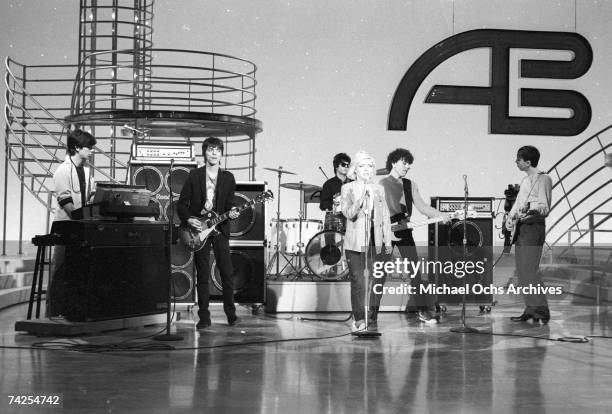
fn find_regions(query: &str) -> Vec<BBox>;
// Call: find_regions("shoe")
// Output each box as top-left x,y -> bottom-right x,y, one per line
227,315 -> 240,326
417,310 -> 439,324
351,320 -> 366,332
196,319 -> 211,329
533,307 -> 550,324
510,312 -> 531,322
510,312 -> 550,324
404,306 -> 419,314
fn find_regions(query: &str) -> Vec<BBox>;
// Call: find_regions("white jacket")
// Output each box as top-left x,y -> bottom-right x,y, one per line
53,155 -> 96,221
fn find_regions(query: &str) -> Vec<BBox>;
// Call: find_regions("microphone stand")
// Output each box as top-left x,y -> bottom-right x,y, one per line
318,166 -> 329,180
450,175 -> 480,334
353,187 -> 381,338
155,158 -> 183,341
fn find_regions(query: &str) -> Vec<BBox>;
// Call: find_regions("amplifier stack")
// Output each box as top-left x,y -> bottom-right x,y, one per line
129,142 -> 267,305
130,142 -> 197,303
428,197 -> 495,305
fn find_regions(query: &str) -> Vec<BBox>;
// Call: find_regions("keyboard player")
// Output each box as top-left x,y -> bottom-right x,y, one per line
48,129 -> 97,316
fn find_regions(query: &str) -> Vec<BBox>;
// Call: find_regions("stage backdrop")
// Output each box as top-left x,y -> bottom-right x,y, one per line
2,0 -> 611,243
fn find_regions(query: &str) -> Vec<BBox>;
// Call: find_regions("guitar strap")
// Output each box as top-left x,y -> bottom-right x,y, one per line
391,178 -> 413,238
519,172 -> 544,212
401,178 -> 413,217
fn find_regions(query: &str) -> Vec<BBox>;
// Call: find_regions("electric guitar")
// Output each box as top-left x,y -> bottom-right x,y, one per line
505,206 -> 542,246
390,210 -> 476,233
180,190 -> 273,252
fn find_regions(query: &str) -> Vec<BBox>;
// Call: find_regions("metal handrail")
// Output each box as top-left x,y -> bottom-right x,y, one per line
4,58 -> 127,202
5,61 -> 129,170
545,124 -> 612,248
70,48 -> 258,118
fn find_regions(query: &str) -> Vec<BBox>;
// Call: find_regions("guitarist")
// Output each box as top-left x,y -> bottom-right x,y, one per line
178,137 -> 240,329
505,145 -> 552,324
379,148 -> 450,324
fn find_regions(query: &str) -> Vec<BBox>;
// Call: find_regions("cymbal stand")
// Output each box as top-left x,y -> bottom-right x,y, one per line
296,185 -> 305,277
293,183 -> 315,279
267,168 -> 284,278
265,168 -> 299,278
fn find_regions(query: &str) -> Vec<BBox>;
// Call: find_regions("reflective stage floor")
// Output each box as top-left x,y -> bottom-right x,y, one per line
1,296 -> 612,414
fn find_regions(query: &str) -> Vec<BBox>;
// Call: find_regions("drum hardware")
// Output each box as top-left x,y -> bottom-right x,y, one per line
263,166 -> 297,278
268,218 -> 323,277
265,171 -> 347,280
263,167 -> 297,176
277,181 -> 322,279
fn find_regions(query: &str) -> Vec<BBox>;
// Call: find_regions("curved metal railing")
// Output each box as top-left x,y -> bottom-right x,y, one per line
4,57 -> 126,207
70,49 -> 258,118
545,124 -> 612,248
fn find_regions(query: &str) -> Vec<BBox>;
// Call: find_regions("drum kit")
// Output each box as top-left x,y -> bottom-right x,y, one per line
264,166 -> 349,280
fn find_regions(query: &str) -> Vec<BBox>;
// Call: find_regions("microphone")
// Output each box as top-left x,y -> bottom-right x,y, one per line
122,124 -> 146,136
318,166 -> 329,180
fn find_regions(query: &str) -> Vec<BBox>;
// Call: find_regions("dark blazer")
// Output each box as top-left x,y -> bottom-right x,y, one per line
177,167 -> 236,236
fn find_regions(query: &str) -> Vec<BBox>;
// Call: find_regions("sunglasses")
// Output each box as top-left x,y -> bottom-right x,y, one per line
339,162 -> 350,168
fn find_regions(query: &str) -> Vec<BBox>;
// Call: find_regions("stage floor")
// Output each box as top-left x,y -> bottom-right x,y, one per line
1,295 -> 612,414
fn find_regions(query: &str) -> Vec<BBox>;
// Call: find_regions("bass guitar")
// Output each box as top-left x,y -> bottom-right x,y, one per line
391,210 -> 476,233
180,190 -> 273,252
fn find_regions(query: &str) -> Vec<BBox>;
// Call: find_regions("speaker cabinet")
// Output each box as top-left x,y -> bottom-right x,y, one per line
131,162 -> 197,303
230,182 -> 267,241
52,246 -> 169,322
208,244 -> 265,304
131,163 -> 194,224
428,198 -> 494,305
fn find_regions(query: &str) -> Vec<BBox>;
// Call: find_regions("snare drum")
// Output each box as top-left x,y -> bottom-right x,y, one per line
284,219 -> 323,255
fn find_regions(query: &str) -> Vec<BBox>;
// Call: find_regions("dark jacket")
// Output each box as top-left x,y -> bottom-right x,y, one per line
177,167 -> 236,236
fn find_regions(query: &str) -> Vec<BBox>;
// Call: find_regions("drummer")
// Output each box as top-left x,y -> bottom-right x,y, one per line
319,153 -> 351,232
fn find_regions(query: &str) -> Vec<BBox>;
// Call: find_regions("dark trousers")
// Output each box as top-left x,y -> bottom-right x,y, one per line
346,246 -> 388,323
193,233 -> 236,322
393,232 -> 435,310
515,222 -> 549,311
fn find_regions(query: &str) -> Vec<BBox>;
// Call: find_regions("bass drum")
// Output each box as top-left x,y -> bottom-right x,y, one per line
304,230 -> 349,281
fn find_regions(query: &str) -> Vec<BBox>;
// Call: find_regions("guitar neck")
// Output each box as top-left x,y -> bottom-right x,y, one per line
209,200 -> 257,226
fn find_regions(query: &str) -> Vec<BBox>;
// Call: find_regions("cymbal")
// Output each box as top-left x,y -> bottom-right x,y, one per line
376,168 -> 389,176
263,166 -> 296,175
281,182 -> 322,192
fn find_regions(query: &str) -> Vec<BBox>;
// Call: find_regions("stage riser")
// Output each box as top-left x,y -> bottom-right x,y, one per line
266,281 -> 413,313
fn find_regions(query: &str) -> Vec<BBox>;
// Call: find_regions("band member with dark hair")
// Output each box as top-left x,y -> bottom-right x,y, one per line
379,148 -> 450,324
341,151 -> 393,332
178,137 -> 240,329
505,145 -> 552,323
49,128 -> 97,316
53,129 -> 97,221
320,153 -> 351,229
